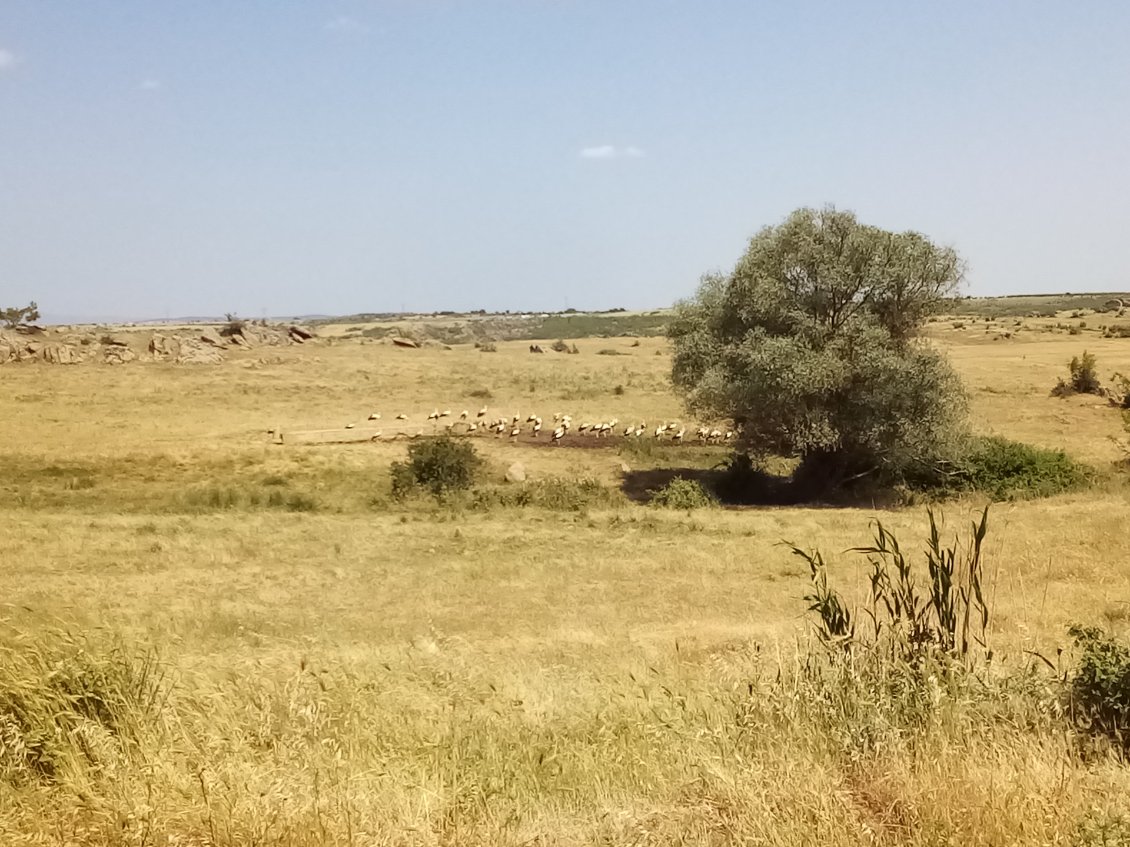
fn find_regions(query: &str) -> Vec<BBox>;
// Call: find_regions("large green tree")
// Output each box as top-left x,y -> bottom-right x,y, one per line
669,207 -> 967,493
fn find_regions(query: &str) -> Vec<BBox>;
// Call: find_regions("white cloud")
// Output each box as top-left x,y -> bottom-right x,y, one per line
139,78 -> 162,91
579,145 -> 645,160
0,49 -> 19,70
324,15 -> 367,34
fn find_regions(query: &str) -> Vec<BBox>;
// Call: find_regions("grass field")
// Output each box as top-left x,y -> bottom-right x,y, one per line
2,321 -> 1130,845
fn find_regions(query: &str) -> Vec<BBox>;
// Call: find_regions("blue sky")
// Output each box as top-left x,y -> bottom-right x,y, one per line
2,2 -> 1129,321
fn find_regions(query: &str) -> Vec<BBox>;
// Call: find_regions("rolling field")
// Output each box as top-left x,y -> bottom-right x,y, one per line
2,322 -> 1130,845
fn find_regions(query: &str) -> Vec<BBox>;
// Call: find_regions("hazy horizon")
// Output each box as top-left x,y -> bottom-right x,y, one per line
3,2 -> 1130,321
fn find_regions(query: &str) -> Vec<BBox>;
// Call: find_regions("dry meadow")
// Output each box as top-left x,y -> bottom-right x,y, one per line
1,314 -> 1129,845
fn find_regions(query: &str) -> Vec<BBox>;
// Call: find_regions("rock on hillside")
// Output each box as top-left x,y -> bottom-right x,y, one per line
0,330 -> 86,364
0,322 -> 315,366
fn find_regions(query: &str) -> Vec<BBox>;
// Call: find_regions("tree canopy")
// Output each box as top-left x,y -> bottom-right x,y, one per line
669,207 -> 967,493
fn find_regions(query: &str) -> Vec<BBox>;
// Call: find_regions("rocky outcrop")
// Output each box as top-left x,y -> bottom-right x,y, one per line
0,331 -> 85,364
1,322 -> 315,366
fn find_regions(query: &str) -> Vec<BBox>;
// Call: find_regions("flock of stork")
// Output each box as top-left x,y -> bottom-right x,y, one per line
346,407 -> 736,445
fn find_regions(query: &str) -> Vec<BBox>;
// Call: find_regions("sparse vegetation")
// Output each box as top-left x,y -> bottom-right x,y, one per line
470,476 -> 618,511
220,312 -> 247,336
0,301 -> 40,328
649,476 -> 715,509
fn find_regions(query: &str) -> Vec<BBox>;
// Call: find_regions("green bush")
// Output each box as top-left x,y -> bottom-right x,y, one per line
1068,625 -> 1130,752
960,436 -> 1090,500
1060,351 -> 1102,394
390,437 -> 482,499
650,477 -> 716,509
907,436 -> 1090,501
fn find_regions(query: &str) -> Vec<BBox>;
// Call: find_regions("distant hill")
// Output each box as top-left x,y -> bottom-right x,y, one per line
946,292 -> 1130,318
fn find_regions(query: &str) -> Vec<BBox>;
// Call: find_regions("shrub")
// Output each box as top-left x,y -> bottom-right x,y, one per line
613,384 -> 626,396
1103,325 -> 1130,338
1069,351 -> 1102,394
954,436 -> 1089,500
389,437 -> 481,499
1068,625 -> 1130,752
650,477 -> 715,509
901,436 -> 1090,501
597,348 -> 626,356
478,342 -> 498,353
468,387 -> 493,399
550,339 -> 570,353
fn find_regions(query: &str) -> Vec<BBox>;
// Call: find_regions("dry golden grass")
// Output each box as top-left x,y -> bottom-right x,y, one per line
1,326 -> 1129,845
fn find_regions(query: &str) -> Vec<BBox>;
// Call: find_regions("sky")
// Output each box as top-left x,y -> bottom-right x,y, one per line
2,1 -> 1129,322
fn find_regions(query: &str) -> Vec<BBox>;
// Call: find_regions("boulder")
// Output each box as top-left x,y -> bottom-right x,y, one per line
38,343 -> 84,364
505,462 -> 527,483
103,346 -> 137,365
200,328 -> 227,348
392,337 -> 420,349
149,334 -> 182,359
0,332 -> 17,364
177,344 -> 225,365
